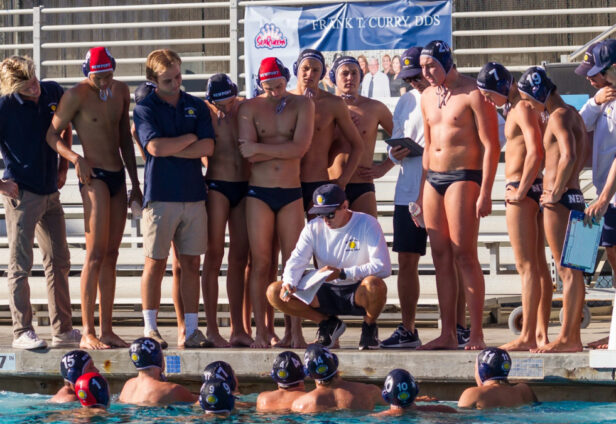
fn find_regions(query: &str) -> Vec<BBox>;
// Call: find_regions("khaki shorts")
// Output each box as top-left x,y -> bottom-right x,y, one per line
142,201 -> 207,259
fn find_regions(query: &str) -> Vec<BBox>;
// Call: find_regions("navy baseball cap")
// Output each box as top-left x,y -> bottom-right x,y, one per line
308,184 -> 346,215
398,47 -> 422,80
575,42 -> 601,76
588,39 -> 616,77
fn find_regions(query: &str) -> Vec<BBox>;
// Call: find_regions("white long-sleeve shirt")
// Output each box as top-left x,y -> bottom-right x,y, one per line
580,92 -> 616,202
282,211 -> 391,288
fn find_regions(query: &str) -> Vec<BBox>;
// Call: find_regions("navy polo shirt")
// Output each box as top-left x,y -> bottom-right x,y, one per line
0,81 -> 63,195
133,90 -> 214,204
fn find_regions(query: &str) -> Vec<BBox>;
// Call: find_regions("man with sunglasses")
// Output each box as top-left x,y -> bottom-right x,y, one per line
267,184 -> 391,350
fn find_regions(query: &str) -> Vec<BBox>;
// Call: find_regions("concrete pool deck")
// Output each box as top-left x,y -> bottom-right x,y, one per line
0,320 -> 615,401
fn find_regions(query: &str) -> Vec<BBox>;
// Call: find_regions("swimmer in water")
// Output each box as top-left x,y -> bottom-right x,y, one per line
291,344 -> 384,413
119,337 -> 197,405
372,369 -> 456,416
202,361 -> 239,395
458,347 -> 536,409
50,350 -> 99,403
257,351 -> 306,412
75,372 -> 110,410
199,377 -> 236,417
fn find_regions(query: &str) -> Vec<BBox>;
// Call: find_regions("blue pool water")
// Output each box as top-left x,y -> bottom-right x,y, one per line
1,391 -> 616,423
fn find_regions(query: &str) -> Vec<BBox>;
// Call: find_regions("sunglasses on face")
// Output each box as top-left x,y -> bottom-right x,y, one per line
404,75 -> 423,84
317,211 -> 336,219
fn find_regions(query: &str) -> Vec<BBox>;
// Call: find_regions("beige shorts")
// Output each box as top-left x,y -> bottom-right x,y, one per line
142,201 -> 207,259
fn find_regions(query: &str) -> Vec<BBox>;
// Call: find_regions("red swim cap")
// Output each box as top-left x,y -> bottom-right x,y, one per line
258,57 -> 288,83
84,47 -> 115,76
75,372 -> 110,408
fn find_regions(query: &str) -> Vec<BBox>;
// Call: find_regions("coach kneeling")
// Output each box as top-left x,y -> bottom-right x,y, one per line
267,184 -> 391,350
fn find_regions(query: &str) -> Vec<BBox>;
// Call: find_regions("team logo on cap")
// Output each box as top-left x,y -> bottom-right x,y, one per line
206,394 -> 218,405
316,195 -> 324,205
584,54 -> 590,61
277,369 -> 288,379
398,391 -> 410,401
316,364 -> 328,374
131,353 -> 139,362
502,361 -> 511,372
404,58 -> 411,66
77,389 -> 88,400
255,23 -> 288,49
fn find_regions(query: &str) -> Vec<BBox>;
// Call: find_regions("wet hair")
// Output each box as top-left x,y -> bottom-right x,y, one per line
0,56 -> 36,96
146,49 -> 182,82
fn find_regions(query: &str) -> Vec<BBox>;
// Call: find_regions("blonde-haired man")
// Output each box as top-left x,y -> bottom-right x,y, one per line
47,46 -> 142,350
133,49 -> 215,348
0,56 -> 79,349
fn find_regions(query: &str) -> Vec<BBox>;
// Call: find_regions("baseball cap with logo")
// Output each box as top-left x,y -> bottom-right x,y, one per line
398,47 -> 423,80
588,39 -> 616,77
575,42 -> 601,76
308,184 -> 346,215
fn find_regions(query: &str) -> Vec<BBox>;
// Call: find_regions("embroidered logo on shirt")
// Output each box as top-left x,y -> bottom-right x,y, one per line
184,107 -> 197,118
48,102 -> 58,113
345,238 -> 359,252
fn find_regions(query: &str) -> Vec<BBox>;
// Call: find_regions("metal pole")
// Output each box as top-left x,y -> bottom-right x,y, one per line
32,5 -> 42,78
229,0 -> 238,84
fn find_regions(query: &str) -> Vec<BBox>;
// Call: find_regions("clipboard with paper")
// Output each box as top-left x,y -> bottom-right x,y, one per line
292,269 -> 333,305
561,210 -> 604,273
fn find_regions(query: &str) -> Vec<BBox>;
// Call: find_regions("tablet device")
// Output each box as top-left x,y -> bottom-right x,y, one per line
385,137 -> 424,157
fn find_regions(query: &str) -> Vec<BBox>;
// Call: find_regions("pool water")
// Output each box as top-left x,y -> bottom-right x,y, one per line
2,391 -> 616,423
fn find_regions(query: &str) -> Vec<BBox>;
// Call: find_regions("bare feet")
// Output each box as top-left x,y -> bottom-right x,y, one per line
250,333 -> 271,348
418,334 -> 457,350
100,332 -> 129,348
274,333 -> 292,348
464,336 -> 486,351
499,337 -> 537,351
291,335 -> 307,349
530,337 -> 583,353
207,332 -> 231,348
587,337 -> 609,350
229,332 -> 254,347
536,334 -> 549,348
80,333 -> 110,350
268,330 -> 281,346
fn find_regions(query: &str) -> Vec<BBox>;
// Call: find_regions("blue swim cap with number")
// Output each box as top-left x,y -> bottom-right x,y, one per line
477,62 -> 513,98
421,40 -> 453,74
199,377 -> 236,414
382,368 -> 419,408
518,66 -> 555,104
271,351 -> 305,387
303,344 -> 339,382
129,337 -> 163,370
477,347 -> 512,383
203,361 -> 237,392
61,350 -> 92,385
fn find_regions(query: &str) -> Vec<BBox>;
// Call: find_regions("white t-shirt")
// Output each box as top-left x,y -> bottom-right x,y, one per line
580,92 -> 616,202
282,211 -> 391,288
361,72 -> 391,98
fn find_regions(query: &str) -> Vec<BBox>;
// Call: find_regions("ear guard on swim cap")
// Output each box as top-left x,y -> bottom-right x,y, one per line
257,57 -> 290,88
206,73 -> 238,103
270,351 -> 305,387
303,344 -> 339,382
293,49 -> 326,80
199,377 -> 236,414
82,46 -> 116,78
517,66 -> 555,105
477,347 -> 512,383
477,62 -> 513,98
134,81 -> 156,105
381,369 -> 419,408
75,372 -> 110,409
329,55 -> 364,85
420,40 -> 453,74
129,337 -> 163,370
60,350 -> 92,385
202,361 -> 237,392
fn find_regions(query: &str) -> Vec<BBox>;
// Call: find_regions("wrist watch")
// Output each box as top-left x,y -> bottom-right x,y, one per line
339,268 -> 347,280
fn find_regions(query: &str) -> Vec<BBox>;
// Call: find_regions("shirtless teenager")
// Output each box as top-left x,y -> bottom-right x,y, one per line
119,337 -> 197,405
328,56 -> 394,217
289,49 -> 364,213
517,66 -> 587,353
418,41 -> 500,350
47,47 -> 142,349
50,350 -> 99,403
202,74 -> 253,348
257,351 -> 306,412
477,63 -> 552,351
458,348 -> 536,409
291,344 -> 384,413
238,57 -> 314,348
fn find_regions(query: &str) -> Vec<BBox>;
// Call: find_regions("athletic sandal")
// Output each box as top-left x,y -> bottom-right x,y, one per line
380,324 -> 421,349
146,329 -> 169,349
359,321 -> 379,350
316,316 -> 346,348
184,329 -> 214,348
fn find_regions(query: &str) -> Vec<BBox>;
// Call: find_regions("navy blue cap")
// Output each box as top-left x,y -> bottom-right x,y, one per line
421,40 -> 453,73
329,55 -> 364,85
477,347 -> 512,383
271,351 -> 305,387
129,337 -> 163,370
203,361 -> 237,392
294,49 -> 326,80
303,344 -> 339,382
382,369 -> 419,408
61,350 -> 92,385
206,73 -> 238,102
308,184 -> 346,215
398,47 -> 422,80
199,377 -> 236,414
518,66 -> 555,104
575,42 -> 602,76
134,81 -> 156,104
588,39 -> 616,77
477,62 -> 512,98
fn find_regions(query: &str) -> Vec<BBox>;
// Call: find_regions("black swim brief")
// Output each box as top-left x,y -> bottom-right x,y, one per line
426,169 -> 482,196
558,188 -> 585,212
345,182 -> 375,204
79,167 -> 125,197
246,186 -> 303,213
301,180 -> 331,212
506,178 -> 543,206
315,281 -> 366,317
206,180 -> 249,209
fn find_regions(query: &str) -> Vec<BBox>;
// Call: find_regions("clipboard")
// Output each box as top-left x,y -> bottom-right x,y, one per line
561,210 -> 604,273
384,137 -> 424,157
293,269 -> 333,305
